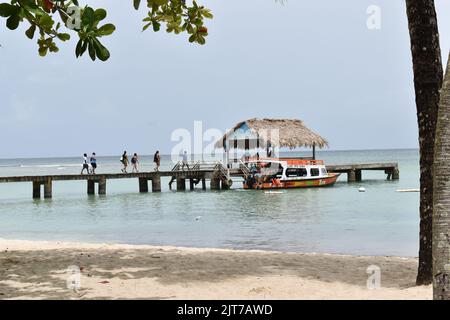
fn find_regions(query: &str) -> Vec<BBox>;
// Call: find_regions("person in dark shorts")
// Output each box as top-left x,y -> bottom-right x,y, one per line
81,153 -> 89,174
90,152 -> 97,174
120,151 -> 128,173
131,153 -> 139,173
153,150 -> 160,172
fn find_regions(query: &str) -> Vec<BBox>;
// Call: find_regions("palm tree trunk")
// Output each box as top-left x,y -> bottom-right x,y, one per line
433,53 -> 450,300
405,0 -> 443,285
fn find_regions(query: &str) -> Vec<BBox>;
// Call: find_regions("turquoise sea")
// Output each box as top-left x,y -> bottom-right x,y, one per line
0,149 -> 420,257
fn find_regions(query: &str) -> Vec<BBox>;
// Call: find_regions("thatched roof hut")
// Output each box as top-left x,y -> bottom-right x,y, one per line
214,118 -> 328,150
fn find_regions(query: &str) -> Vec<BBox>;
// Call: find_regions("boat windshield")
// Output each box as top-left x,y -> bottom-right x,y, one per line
249,162 -> 283,177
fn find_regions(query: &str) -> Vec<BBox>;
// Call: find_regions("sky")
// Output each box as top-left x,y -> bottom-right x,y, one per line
1,0 -> 449,158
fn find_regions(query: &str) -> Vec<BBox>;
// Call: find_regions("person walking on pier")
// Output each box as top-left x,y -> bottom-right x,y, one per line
81,153 -> 89,175
131,153 -> 139,173
89,152 -> 97,174
182,150 -> 189,171
154,150 -> 160,172
120,151 -> 129,173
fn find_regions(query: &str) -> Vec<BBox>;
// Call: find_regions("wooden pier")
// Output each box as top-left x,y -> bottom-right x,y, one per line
326,163 -> 399,182
0,162 -> 399,199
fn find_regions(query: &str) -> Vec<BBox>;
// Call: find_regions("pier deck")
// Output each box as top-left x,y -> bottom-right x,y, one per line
0,162 -> 399,199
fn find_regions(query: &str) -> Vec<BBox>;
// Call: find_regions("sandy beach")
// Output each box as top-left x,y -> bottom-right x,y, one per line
0,239 -> 431,300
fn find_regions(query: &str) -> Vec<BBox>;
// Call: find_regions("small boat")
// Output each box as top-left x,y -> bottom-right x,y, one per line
243,158 -> 341,190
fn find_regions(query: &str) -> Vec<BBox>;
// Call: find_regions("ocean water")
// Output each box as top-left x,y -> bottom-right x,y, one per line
0,149 -> 420,257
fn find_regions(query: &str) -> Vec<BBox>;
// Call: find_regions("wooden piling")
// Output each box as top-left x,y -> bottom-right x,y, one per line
355,170 -> 362,182
176,178 -> 186,191
201,178 -> 206,190
139,178 -> 149,193
32,181 -> 41,199
210,177 -> 220,190
348,170 -> 356,182
44,178 -> 52,199
152,175 -> 161,192
98,179 -> 106,195
392,168 -> 400,180
87,180 -> 95,195
189,179 -> 194,190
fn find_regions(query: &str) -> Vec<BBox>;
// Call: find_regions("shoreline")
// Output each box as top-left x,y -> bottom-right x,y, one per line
0,238 -> 431,300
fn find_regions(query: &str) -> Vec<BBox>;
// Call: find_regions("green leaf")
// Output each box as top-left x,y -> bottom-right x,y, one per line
97,23 -> 115,36
197,34 -> 205,45
6,14 -> 20,30
133,0 -> 141,10
142,22 -> 151,31
38,46 -> 48,57
82,7 -> 95,27
152,21 -> 160,32
92,37 -> 110,61
94,8 -> 107,21
57,33 -> 70,41
25,24 -> 36,39
75,39 -> 83,57
88,38 -> 96,61
39,14 -> 54,29
0,3 -> 18,18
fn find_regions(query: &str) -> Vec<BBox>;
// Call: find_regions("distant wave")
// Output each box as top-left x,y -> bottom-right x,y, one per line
19,164 -> 82,168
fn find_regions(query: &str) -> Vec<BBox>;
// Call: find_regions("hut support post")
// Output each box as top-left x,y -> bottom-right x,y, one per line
312,143 -> 316,160
98,179 -> 106,195
152,175 -> 161,192
139,178 -> 148,193
44,178 -> 52,199
32,181 -> 41,199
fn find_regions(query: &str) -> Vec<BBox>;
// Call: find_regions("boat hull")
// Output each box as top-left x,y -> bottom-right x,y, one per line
243,173 -> 341,189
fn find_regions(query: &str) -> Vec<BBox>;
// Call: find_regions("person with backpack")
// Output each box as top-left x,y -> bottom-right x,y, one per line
131,153 -> 139,173
120,151 -> 128,173
90,152 -> 97,174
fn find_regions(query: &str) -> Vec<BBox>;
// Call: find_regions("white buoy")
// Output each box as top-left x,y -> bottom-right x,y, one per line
195,216 -> 202,221
358,187 -> 366,192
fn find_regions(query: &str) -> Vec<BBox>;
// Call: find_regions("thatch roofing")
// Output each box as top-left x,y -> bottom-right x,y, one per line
215,118 -> 328,149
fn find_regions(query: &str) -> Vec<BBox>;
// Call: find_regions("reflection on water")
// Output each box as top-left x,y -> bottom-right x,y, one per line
0,149 -> 419,256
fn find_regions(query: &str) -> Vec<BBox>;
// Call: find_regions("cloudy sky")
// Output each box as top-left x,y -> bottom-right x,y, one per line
1,0 -> 449,158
